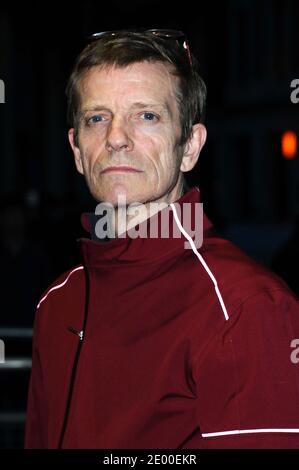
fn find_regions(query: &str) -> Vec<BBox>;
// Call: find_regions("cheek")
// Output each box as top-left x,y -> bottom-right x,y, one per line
79,138 -> 104,170
79,125 -> 107,152
143,134 -> 179,173
139,126 -> 176,155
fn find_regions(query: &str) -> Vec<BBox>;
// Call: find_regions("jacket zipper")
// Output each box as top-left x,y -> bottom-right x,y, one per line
68,327 -> 84,341
57,265 -> 90,448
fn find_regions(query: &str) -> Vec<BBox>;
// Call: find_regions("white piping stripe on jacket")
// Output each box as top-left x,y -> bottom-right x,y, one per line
202,428 -> 299,437
170,203 -> 229,321
37,266 -> 84,309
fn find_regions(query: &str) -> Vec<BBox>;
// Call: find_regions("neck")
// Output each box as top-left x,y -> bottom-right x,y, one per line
101,179 -> 185,238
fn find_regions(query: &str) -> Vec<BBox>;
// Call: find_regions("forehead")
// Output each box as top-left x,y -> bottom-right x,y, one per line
78,61 -> 180,108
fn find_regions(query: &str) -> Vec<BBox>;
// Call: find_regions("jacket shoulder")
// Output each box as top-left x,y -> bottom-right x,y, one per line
201,233 -> 296,313
36,264 -> 85,311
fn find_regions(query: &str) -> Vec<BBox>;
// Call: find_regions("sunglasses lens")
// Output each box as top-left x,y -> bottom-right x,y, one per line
88,29 -> 192,66
91,29 -> 185,41
90,31 -> 117,40
147,29 -> 185,39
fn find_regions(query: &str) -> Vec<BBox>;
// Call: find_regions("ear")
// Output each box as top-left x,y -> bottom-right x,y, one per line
68,128 -> 84,175
180,123 -> 207,172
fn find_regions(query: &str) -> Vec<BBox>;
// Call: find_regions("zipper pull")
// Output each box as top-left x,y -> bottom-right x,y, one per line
68,326 -> 84,341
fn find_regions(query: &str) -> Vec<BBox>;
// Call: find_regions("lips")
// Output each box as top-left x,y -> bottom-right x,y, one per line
101,166 -> 143,174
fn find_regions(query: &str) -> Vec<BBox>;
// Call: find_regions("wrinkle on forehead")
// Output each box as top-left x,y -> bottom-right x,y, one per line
78,61 -> 180,111
82,59 -> 178,83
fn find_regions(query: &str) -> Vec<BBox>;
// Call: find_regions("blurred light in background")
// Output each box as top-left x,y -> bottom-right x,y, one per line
281,131 -> 297,159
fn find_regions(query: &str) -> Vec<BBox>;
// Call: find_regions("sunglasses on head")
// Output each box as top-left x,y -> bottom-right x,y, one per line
88,29 -> 193,66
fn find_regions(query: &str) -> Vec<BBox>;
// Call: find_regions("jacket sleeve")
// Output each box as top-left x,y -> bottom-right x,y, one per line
194,288 -> 299,448
25,309 -> 48,448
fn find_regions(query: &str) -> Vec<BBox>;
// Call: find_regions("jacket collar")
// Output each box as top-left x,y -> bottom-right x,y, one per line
79,187 -> 214,267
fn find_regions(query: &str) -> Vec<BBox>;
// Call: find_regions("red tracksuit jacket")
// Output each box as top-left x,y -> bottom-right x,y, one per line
25,187 -> 299,448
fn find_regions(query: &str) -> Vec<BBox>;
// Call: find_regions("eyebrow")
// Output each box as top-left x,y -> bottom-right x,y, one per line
130,102 -> 172,116
80,102 -> 173,117
80,106 -> 109,115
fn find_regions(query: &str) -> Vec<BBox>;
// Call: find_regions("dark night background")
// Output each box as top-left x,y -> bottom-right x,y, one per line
0,0 -> 299,448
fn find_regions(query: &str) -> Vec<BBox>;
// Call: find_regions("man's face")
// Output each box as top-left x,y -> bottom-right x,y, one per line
69,61 -> 203,205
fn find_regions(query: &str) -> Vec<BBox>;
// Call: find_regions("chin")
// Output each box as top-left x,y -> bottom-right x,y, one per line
93,185 -> 145,207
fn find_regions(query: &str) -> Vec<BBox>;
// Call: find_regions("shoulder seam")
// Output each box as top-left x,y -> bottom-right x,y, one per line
36,266 -> 84,309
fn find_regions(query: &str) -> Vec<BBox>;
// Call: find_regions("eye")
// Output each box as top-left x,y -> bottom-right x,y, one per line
140,112 -> 159,121
87,115 -> 105,124
83,113 -> 110,127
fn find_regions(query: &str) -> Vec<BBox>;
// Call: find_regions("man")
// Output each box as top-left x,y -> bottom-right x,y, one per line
25,29 -> 299,449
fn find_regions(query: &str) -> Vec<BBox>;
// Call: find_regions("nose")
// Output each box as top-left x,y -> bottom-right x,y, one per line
105,117 -> 134,152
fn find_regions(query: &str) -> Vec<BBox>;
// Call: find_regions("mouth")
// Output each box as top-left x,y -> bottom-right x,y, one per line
101,166 -> 143,174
